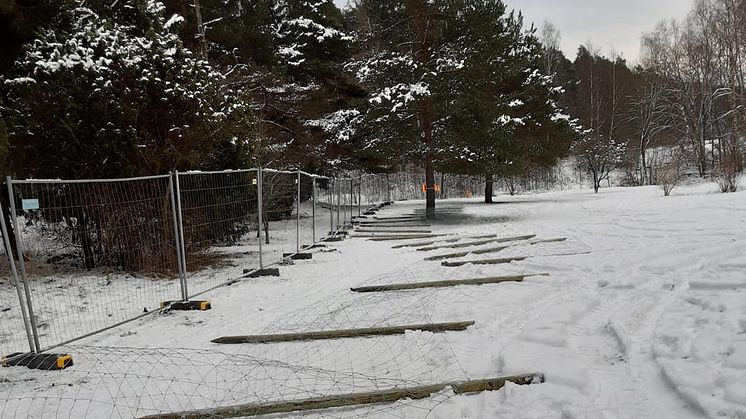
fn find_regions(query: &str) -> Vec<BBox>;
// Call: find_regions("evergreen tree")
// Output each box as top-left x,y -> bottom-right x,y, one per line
346,0 -> 577,204
2,0 -> 251,178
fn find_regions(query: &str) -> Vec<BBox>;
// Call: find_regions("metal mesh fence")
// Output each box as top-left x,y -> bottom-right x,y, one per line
7,176 -> 181,351
177,170 -> 259,297
0,204 -> 34,356
438,174 -> 485,199
297,173 -> 316,250
260,170 -> 299,265
313,176 -> 335,239
0,169 -> 484,357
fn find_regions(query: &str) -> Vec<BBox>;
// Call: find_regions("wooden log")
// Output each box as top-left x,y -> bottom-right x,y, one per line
139,373 -> 544,419
359,222 -> 432,227
424,245 -> 510,261
391,234 -> 498,249
350,274 -> 548,292
441,256 -> 526,267
365,234 -> 448,241
211,321 -> 475,344
530,237 -> 567,244
355,229 -> 433,234
417,234 -> 536,251
421,237 -> 567,257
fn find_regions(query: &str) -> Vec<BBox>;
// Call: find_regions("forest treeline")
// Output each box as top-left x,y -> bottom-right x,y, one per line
0,0 -> 743,205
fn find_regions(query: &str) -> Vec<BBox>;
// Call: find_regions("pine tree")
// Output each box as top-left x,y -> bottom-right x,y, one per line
346,0 -> 577,204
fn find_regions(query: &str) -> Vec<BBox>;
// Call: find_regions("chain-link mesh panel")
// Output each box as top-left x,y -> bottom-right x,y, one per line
178,170 -> 259,296
0,203 -> 34,356
260,170 -> 298,264
8,176 -> 181,350
298,173 -> 317,250
313,177 -> 335,238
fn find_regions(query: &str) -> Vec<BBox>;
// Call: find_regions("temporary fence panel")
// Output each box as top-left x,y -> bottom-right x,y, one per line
312,177 -> 334,238
7,176 -> 181,350
297,172 -> 318,250
336,178 -> 353,228
177,170 -> 259,297
261,170 -> 299,264
0,203 -> 35,355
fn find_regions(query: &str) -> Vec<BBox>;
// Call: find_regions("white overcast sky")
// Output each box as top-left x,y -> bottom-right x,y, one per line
333,0 -> 694,63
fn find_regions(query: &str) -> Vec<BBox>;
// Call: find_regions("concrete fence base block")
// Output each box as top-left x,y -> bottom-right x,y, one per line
2,352 -> 73,371
161,300 -> 212,311
244,268 -> 281,277
283,253 -> 313,260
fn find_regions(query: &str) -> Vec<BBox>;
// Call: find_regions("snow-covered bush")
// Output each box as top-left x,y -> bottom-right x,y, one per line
2,0 -> 247,178
654,155 -> 684,197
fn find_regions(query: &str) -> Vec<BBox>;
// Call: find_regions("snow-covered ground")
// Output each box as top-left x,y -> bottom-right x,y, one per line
1,182 -> 745,418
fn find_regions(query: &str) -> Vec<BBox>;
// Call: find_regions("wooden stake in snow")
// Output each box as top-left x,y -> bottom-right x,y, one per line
139,373 -> 544,419
211,321 -> 475,344
441,256 -> 527,267
350,274 -> 547,293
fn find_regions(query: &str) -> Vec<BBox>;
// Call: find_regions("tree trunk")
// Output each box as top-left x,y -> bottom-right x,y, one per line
593,175 -> 601,193
77,213 -> 95,270
193,0 -> 208,59
425,153 -> 435,215
484,175 -> 494,203
640,147 -> 647,185
405,0 -> 436,218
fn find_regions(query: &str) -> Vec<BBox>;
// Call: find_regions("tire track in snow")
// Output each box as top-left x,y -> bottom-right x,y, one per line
626,291 -> 705,419
567,288 -> 701,419
567,291 -> 658,418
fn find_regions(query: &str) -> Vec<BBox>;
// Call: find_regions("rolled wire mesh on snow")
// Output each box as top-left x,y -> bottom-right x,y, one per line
0,345 -> 453,418
0,274 -> 470,418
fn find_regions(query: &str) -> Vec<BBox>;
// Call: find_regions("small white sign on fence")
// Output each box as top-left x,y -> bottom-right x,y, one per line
22,198 -> 40,210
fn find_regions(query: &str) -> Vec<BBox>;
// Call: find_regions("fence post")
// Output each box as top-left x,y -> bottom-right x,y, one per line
257,167 -> 264,269
341,178 -> 345,225
0,202 -> 35,353
336,178 -> 341,230
296,170 -> 301,253
387,174 -> 392,202
169,172 -> 188,301
329,178 -> 334,234
311,176 -> 316,243
358,175 -> 362,216
5,177 -> 40,353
